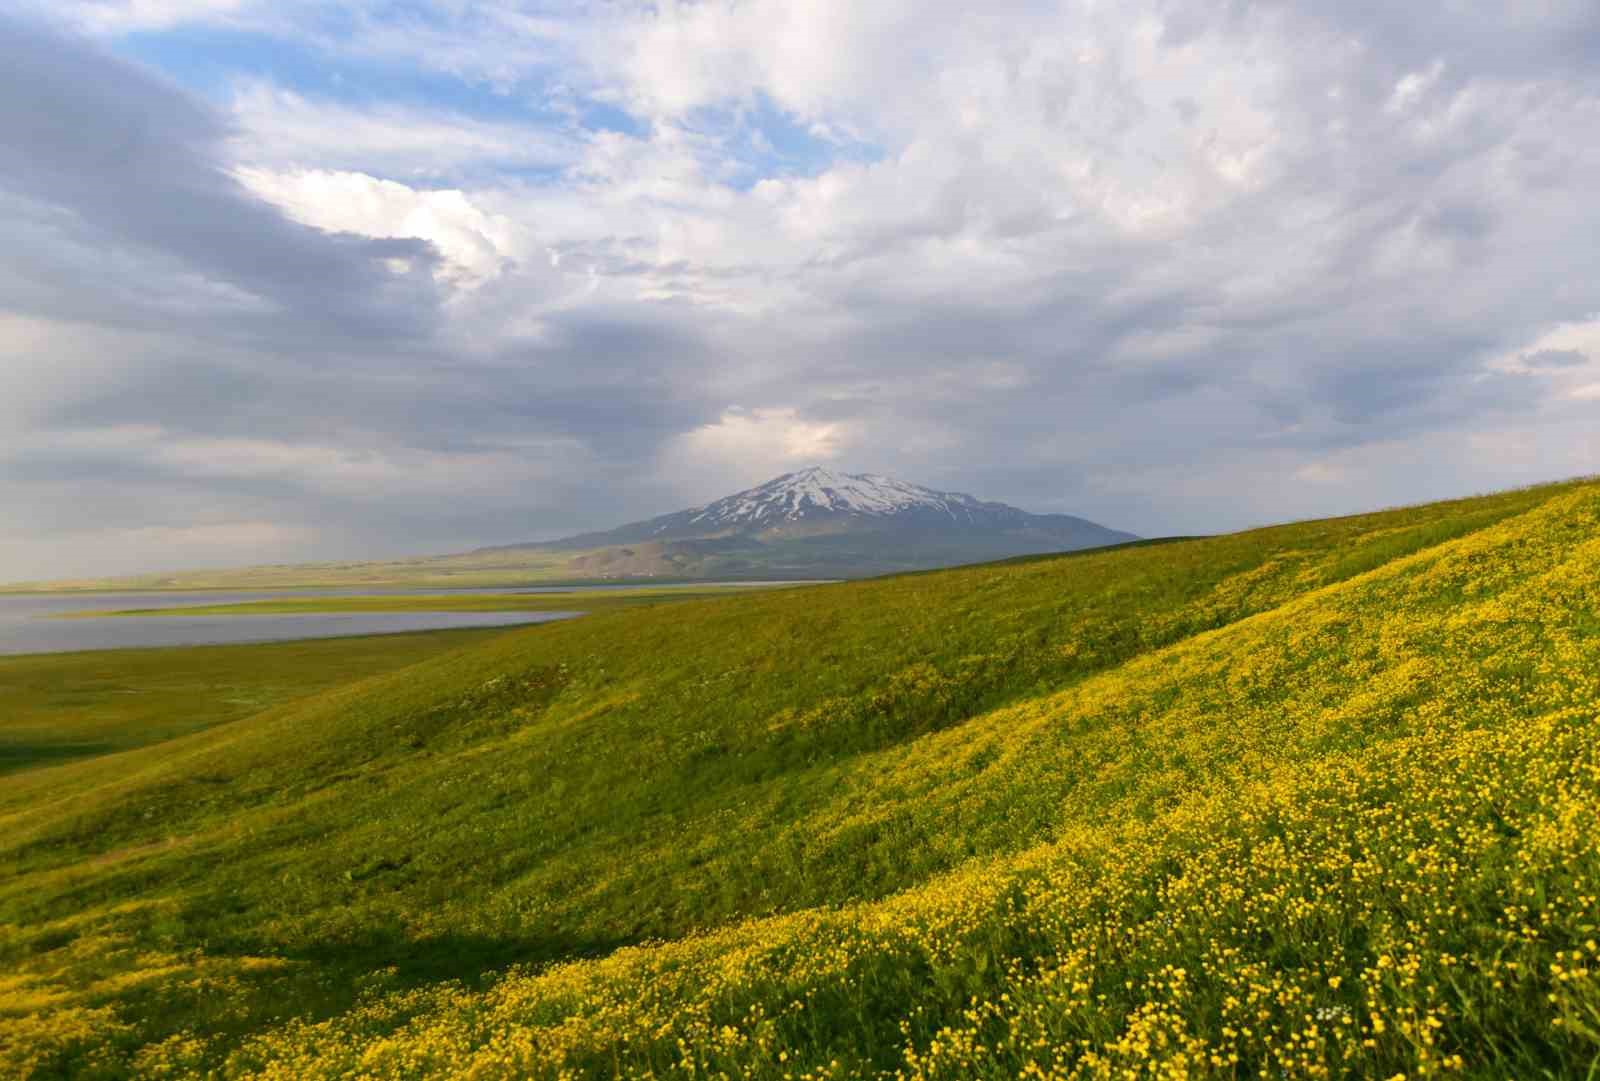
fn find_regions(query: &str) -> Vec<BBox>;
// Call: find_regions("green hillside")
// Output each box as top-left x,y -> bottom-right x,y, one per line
4,478 -> 1599,1078
0,628 -> 512,776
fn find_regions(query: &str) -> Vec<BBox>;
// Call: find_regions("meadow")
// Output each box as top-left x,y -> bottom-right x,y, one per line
4,588 -> 771,774
0,629 -> 508,776
3,478 -> 1598,1078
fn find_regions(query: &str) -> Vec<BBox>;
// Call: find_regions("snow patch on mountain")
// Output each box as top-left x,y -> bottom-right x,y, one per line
684,467 -> 982,528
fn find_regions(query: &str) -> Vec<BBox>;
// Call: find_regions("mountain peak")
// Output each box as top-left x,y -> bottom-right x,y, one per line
688,467 -> 980,529
495,468 -> 1139,576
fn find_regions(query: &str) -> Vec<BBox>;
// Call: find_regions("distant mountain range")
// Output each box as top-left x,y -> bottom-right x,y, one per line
478,467 -> 1137,579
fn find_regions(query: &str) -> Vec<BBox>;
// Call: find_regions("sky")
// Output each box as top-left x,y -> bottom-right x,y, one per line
2,1 -> 1598,580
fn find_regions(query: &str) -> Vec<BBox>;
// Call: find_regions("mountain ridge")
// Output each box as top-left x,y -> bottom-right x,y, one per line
478,466 -> 1137,574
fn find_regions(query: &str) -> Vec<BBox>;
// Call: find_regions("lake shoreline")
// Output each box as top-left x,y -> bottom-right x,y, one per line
0,582 -> 804,656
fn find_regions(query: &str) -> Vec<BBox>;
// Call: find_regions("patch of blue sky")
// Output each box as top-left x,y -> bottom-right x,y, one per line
116,24 -> 637,139
685,93 -> 882,190
118,27 -> 341,101
578,101 -> 648,138
111,25 -> 868,193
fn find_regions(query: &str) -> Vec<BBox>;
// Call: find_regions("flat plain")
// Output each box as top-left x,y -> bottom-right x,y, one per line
3,478 -> 1599,1078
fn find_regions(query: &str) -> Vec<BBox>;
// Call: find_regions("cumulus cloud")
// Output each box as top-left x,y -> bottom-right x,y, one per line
2,3 -> 1599,578
659,407 -> 853,500
233,168 -> 520,285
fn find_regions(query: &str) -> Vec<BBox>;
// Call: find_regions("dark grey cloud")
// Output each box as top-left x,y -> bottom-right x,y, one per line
0,17 -> 443,343
1298,3 -> 1600,84
0,14 -> 742,576
1522,348 -> 1588,369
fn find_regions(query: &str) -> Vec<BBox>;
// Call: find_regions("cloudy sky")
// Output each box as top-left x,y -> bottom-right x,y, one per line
2,2 -> 1598,579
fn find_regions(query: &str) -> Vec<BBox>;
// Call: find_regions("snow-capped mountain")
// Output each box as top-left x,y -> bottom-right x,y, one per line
484,467 -> 1138,579
683,468 -> 1017,530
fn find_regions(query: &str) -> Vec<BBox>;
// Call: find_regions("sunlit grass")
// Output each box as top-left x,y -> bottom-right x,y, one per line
0,628 -> 510,775
3,477 -> 1597,1077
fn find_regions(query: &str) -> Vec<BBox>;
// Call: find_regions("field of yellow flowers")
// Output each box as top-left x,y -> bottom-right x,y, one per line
3,479 -> 1598,1077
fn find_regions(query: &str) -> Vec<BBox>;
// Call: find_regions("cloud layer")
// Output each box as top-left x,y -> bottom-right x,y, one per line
2,3 -> 1598,578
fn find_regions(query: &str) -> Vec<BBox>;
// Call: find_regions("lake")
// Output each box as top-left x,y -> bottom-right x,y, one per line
0,589 -> 581,656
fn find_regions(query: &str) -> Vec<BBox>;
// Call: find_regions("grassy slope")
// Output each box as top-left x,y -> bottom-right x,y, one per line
5,589 -> 764,776
3,479 -> 1599,1077
0,629 -> 512,776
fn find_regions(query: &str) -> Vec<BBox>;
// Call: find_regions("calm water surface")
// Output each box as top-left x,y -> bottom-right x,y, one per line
0,589 -> 582,656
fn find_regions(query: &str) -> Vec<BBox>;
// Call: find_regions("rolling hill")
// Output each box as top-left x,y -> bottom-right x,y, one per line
3,477 -> 1599,1078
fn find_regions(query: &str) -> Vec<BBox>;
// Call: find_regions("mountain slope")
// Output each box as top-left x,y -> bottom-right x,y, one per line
484,466 -> 1138,578
4,477 -> 1599,1078
532,467 -> 1125,543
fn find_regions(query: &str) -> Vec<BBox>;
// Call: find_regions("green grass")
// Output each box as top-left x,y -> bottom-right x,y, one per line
7,586 -> 783,777
3,477 -> 1599,1078
0,629 -> 513,776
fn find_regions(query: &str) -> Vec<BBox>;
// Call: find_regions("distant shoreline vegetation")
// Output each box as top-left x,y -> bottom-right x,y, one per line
49,584 -> 798,619
0,573 -> 840,595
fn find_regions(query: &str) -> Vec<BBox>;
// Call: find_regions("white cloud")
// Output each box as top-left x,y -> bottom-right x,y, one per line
1294,462 -> 1348,485
1496,319 -> 1600,368
1386,61 -> 1447,114
607,0 -> 908,121
683,407 -> 847,463
1484,319 -> 1600,415
227,82 -> 577,180
660,407 -> 851,498
38,0 -> 249,33
234,167 -> 521,285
